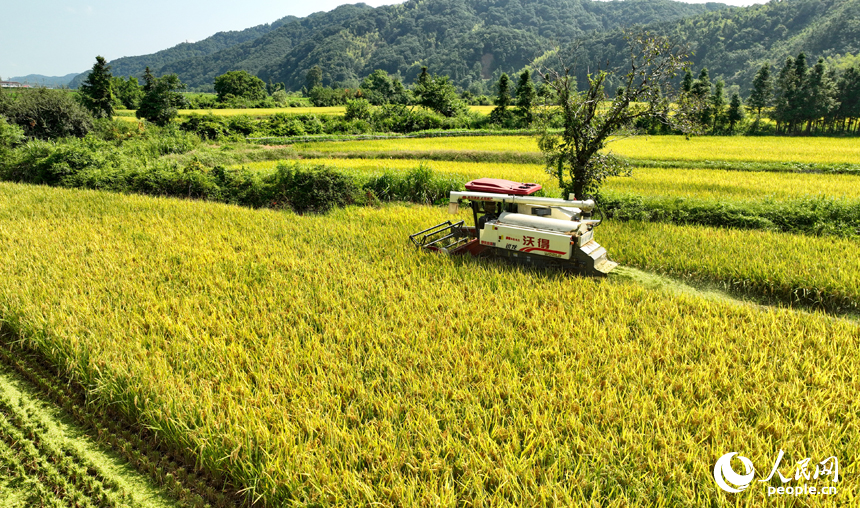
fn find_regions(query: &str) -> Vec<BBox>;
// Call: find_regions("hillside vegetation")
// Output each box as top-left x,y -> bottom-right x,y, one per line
571,0 -> 860,94
72,0 -> 728,91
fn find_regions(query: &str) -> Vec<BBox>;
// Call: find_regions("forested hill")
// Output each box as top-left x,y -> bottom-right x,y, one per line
569,0 -> 860,95
254,0 -> 729,91
74,0 -> 728,92
67,14 -> 303,89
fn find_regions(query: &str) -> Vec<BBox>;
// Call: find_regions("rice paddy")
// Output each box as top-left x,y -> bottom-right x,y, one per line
295,134 -> 860,166
2,130 -> 859,507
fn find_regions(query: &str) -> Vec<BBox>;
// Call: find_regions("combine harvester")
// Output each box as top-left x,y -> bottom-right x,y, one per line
410,178 -> 617,277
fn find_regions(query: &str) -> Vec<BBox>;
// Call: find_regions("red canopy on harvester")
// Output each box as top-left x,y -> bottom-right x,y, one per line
464,178 -> 542,195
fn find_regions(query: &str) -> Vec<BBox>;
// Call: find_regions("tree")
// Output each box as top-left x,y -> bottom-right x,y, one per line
537,32 -> 691,201
515,69 -> 537,124
691,68 -> 712,128
111,76 -> 142,109
78,56 -> 114,118
489,73 -> 512,124
360,69 -> 409,105
412,67 -> 467,117
747,63 -> 773,121
799,58 -> 836,133
214,70 -> 266,102
136,67 -> 187,126
771,56 -> 797,132
710,79 -> 725,131
834,67 -> 860,132
305,66 -> 323,92
681,69 -> 693,93
726,92 -> 745,131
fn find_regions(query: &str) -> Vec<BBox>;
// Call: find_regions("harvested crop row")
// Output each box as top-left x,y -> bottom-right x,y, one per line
0,343 -> 240,508
0,360 -> 186,508
0,182 -> 857,506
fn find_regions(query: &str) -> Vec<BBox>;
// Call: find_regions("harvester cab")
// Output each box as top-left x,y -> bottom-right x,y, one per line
410,178 -> 617,277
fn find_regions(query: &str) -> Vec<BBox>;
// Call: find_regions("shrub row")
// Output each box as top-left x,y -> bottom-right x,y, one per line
0,134 -> 462,214
602,192 -> 860,238
179,106 -> 497,140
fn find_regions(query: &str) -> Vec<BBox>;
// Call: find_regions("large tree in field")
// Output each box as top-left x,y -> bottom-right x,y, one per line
489,73 -> 512,124
747,63 -> 773,121
79,56 -> 114,118
214,70 -> 267,102
136,67 -> 187,126
413,67 -> 467,117
537,32 -> 691,201
515,69 -> 537,125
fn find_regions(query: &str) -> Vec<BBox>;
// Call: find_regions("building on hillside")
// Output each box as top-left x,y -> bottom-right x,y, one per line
0,81 -> 30,88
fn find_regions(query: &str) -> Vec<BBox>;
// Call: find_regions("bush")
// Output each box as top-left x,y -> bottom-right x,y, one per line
345,98 -> 373,121
265,163 -> 362,213
3,136 -> 124,185
180,114 -> 229,140
0,88 -> 94,139
263,114 -> 306,137
363,163 -> 464,204
271,90 -> 289,107
0,115 -> 24,149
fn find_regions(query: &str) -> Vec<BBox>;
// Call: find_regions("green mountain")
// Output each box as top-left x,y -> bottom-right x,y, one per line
75,0 -> 728,92
569,0 -> 860,95
68,14 -> 301,89
254,0 -> 730,91
6,73 -> 80,88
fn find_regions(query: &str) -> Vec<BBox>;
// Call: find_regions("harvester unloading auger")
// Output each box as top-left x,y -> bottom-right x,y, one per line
410,178 -> 617,277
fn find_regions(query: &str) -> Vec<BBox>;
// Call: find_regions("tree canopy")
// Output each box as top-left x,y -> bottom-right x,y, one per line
214,70 -> 267,102
78,56 -> 114,119
136,68 -> 187,126
538,33 -> 692,201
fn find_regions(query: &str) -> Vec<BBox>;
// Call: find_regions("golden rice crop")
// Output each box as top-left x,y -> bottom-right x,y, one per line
295,135 -> 540,154
600,220 -> 860,310
604,167 -> 860,200
0,182 -> 857,507
178,107 -> 346,117
296,135 -> 860,165
607,135 -> 860,165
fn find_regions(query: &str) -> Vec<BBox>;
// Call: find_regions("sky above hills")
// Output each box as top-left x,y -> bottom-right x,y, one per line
2,0 -> 767,80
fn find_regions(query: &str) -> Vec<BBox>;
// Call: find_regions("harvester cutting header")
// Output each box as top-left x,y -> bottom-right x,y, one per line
410,178 -> 617,277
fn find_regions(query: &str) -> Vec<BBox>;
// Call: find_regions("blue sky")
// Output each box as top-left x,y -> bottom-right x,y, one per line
1,0 -> 767,79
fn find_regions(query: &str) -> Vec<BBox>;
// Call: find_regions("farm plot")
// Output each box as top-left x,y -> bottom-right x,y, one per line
0,182 -> 858,507
295,134 -> 860,171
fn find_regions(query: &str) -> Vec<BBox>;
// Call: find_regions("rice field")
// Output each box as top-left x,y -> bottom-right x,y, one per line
0,181 -> 858,506
295,134 -> 860,166
177,107 -> 347,117
295,135 -> 540,155
4,127 -> 860,507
